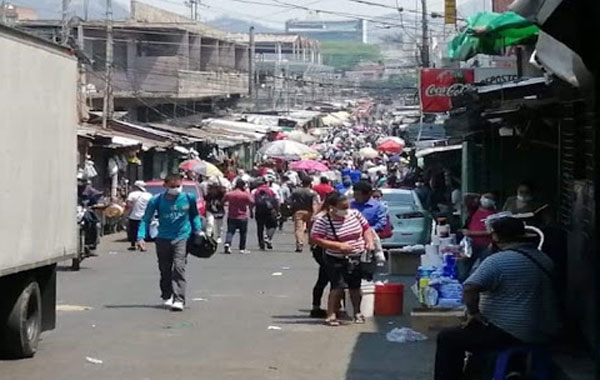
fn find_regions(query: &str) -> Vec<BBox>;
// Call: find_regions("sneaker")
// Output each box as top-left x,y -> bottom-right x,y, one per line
266,241 -> 273,250
171,301 -> 184,311
216,237 -> 222,244
223,244 -> 231,254
240,249 -> 250,254
163,296 -> 174,308
295,247 -> 303,253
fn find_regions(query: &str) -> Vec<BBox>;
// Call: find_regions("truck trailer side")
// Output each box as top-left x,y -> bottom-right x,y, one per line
0,25 -> 78,358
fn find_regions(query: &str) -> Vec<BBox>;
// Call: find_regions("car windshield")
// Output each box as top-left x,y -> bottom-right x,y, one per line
382,192 -> 414,205
145,185 -> 199,198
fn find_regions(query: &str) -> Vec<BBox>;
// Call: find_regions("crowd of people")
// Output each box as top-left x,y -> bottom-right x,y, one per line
118,107 -> 561,379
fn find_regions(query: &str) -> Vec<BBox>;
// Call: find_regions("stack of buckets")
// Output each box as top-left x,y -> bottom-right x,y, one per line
346,281 -> 404,317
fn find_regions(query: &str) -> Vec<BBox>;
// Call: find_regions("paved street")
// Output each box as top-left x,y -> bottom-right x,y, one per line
0,224 -> 434,380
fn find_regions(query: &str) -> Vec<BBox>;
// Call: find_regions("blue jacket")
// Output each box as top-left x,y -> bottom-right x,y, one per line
138,192 -> 203,241
351,198 -> 387,232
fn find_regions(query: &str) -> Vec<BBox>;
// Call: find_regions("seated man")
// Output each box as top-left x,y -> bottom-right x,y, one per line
434,217 -> 560,380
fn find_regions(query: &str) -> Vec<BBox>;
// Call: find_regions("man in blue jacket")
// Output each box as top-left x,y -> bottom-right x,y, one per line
351,180 -> 387,234
137,173 -> 202,312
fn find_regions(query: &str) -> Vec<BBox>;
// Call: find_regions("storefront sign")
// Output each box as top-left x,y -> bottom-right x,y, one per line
474,67 -> 519,84
420,69 -> 474,112
444,0 -> 457,24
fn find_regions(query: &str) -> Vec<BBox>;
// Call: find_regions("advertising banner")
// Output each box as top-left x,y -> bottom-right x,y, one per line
420,69 -> 475,112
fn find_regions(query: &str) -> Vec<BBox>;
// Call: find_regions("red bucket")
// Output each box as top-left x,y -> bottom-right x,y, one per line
374,283 -> 404,316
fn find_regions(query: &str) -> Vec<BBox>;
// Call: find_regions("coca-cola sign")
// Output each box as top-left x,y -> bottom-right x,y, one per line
420,69 -> 474,112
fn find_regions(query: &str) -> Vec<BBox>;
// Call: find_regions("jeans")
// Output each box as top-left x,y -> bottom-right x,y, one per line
127,218 -> 141,246
256,214 -> 277,249
434,321 -> 521,380
155,238 -> 188,303
225,218 -> 248,250
293,210 -> 312,249
205,212 -> 224,239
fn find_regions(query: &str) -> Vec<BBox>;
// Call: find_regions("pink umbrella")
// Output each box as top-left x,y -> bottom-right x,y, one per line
290,159 -> 329,172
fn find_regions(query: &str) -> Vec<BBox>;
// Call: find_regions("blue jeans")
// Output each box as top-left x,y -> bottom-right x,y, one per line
225,218 -> 248,250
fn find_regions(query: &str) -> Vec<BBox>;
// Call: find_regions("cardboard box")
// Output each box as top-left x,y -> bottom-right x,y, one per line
387,250 -> 421,275
410,308 -> 465,338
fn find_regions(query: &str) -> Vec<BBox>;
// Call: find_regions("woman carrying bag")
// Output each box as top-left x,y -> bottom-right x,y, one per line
310,192 -> 375,326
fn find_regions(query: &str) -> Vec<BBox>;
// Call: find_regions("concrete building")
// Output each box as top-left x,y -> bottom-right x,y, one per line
0,3 -> 37,25
230,33 -> 335,110
285,19 -> 368,43
21,1 -> 249,122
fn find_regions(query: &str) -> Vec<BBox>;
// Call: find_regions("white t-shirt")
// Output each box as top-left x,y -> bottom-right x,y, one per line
127,190 -> 153,220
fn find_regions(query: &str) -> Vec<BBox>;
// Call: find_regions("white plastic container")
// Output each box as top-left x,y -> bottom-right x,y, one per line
345,281 -> 376,318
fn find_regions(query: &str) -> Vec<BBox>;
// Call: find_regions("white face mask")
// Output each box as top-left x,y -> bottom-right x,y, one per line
517,194 -> 532,203
480,196 -> 495,209
333,208 -> 349,218
167,186 -> 183,196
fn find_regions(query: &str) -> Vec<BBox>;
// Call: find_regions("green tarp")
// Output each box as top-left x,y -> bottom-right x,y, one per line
448,12 -> 539,61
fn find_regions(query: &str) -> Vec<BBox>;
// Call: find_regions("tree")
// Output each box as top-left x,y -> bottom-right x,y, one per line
321,41 -> 383,72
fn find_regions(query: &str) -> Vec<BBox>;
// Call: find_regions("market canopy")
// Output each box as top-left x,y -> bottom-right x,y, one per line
287,130 -> 317,144
448,11 -> 539,61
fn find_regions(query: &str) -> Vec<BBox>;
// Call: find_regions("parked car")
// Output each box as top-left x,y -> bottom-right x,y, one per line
380,188 -> 432,248
144,180 -> 206,217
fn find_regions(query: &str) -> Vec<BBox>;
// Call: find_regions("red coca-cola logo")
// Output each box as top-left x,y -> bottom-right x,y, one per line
425,83 -> 471,97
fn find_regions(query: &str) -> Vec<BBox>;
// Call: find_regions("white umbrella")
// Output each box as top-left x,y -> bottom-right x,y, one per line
359,147 -> 379,159
287,130 -> 317,144
258,140 -> 319,160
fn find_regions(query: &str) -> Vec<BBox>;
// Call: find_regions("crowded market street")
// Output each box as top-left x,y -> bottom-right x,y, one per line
0,227 -> 434,380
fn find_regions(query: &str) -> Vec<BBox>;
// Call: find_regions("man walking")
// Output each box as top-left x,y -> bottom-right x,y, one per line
204,179 -> 227,243
137,174 -> 202,311
351,180 -> 388,265
290,177 -> 319,252
313,176 -> 335,201
223,179 -> 254,254
252,177 -> 279,250
125,180 -> 152,251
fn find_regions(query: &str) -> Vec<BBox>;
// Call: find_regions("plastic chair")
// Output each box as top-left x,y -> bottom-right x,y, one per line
493,346 -> 551,380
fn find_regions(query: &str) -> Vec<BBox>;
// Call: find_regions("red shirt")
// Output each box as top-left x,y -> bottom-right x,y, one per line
467,208 -> 496,248
313,183 -> 335,201
224,189 -> 254,220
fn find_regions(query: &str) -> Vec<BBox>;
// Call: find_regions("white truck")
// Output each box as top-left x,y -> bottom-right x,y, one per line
0,25 -> 78,357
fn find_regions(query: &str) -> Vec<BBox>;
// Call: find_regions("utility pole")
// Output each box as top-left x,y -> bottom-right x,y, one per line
102,0 -> 114,130
248,26 -> 255,100
61,0 -> 71,44
420,0 -> 430,67
83,0 -> 89,20
0,1 -> 6,25
186,0 -> 199,21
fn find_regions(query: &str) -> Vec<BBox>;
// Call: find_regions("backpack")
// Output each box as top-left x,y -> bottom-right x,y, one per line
255,189 -> 276,214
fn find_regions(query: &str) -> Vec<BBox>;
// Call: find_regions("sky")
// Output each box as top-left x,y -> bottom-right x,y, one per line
129,0 -> 489,29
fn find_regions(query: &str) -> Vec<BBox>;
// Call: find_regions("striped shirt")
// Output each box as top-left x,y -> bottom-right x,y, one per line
465,244 -> 560,343
310,209 -> 370,257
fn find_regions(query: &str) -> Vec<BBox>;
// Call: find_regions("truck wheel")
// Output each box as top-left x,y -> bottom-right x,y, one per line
4,280 -> 42,358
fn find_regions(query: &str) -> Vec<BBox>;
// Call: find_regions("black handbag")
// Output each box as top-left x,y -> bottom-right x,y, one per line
187,233 -> 218,258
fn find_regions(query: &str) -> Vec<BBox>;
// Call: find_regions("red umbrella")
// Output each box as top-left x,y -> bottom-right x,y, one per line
273,131 -> 287,140
179,159 -> 201,171
377,140 -> 404,154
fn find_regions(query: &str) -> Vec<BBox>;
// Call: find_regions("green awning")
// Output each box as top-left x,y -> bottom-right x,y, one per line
448,12 -> 539,61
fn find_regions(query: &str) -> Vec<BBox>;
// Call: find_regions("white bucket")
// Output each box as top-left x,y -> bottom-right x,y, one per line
345,281 -> 376,318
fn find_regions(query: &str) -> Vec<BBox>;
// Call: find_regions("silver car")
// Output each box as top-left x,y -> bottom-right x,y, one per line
380,188 -> 432,248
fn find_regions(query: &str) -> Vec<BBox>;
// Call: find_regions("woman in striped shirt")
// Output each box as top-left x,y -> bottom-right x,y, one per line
311,192 -> 375,326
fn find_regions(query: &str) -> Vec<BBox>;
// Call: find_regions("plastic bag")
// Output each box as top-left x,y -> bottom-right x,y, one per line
386,327 -> 428,343
149,220 -> 159,239
459,236 -> 473,258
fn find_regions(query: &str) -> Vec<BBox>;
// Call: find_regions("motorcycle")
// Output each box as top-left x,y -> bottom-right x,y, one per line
73,203 -> 101,270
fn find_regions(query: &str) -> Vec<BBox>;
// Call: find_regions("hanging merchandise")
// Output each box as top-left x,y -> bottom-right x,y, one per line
116,154 -> 127,171
83,159 -> 98,179
107,157 -> 118,176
